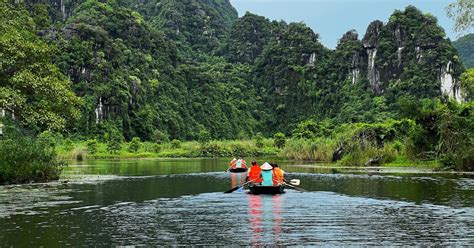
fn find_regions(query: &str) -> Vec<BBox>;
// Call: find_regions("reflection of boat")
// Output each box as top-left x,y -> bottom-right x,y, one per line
228,168 -> 248,173
249,185 -> 285,195
247,194 -> 284,246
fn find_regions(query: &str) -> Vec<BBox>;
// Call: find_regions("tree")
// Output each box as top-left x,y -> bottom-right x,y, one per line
152,130 -> 170,144
0,1 -> 81,131
198,129 -> 211,144
460,68 -> 474,100
447,0 -> 473,35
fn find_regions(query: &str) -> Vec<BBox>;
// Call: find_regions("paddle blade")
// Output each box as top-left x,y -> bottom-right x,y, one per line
224,186 -> 241,194
290,179 -> 300,186
286,184 -> 307,192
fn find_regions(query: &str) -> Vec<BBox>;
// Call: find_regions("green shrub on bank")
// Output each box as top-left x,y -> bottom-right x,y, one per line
255,132 -> 264,148
338,141 -> 397,166
128,137 -> 141,153
152,130 -> 169,144
274,132 -> 286,148
170,139 -> 181,149
107,139 -> 122,154
0,130 -> 65,184
86,139 -> 97,154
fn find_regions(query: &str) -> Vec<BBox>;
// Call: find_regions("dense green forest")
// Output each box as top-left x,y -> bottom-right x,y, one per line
453,33 -> 474,68
1,0 -> 473,183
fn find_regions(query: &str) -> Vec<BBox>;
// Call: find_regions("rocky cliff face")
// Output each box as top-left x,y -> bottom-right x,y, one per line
146,0 -> 238,52
336,6 -> 463,101
26,0 -> 83,22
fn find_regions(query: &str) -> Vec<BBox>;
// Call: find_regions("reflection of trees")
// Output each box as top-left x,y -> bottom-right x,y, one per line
293,173 -> 470,206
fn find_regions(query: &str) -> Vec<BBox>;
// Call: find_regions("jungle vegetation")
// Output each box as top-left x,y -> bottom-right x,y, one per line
0,0 -> 473,184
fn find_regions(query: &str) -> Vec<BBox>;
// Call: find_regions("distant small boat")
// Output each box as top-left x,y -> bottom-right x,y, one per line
248,185 -> 285,195
228,167 -> 248,173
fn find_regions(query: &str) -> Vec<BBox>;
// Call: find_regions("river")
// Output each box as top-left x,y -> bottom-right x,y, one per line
0,158 -> 473,246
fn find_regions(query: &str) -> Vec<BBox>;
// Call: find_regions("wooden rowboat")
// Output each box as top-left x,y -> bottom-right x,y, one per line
228,167 -> 248,173
248,185 -> 285,195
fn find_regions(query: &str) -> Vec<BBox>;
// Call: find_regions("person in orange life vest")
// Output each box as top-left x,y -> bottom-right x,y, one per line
271,163 -> 285,186
229,158 -> 237,169
236,157 -> 247,169
246,160 -> 262,184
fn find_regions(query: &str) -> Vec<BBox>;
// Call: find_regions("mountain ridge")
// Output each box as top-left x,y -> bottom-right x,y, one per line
5,0 -> 468,139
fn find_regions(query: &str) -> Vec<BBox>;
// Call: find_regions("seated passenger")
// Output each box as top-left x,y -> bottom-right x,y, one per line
229,158 -> 237,169
260,162 -> 273,186
236,157 -> 247,168
272,164 -> 285,186
246,160 -> 262,184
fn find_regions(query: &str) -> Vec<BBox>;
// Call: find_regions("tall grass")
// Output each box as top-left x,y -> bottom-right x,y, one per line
56,139 -> 280,159
281,138 -> 336,161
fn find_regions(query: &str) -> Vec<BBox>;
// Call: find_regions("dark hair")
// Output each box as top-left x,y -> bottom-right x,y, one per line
251,160 -> 257,165
272,163 -> 279,168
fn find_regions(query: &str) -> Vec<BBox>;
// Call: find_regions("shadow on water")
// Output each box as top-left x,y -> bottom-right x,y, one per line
0,158 -> 473,246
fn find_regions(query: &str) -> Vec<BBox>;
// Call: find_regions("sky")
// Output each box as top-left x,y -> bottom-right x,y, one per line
229,0 -> 457,49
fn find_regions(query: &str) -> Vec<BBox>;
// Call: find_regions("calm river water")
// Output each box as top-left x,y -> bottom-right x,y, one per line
0,158 -> 473,246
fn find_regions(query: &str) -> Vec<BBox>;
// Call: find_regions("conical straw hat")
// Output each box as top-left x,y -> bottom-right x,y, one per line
261,162 -> 272,170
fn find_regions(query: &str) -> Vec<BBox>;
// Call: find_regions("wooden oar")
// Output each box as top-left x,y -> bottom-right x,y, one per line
224,180 -> 253,194
284,179 -> 307,192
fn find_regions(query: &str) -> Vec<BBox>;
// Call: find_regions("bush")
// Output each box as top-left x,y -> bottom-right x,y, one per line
0,130 -> 65,184
86,139 -> 97,154
230,143 -> 257,157
170,139 -> 181,149
38,131 -> 62,149
128,137 -> 141,153
255,132 -> 264,148
151,143 -> 162,153
62,139 -> 75,152
338,140 -> 397,166
200,142 -> 230,157
198,130 -> 211,144
107,139 -> 122,154
152,130 -> 169,144
273,132 -> 286,148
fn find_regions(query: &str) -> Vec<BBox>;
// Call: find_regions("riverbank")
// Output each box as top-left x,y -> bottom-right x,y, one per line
56,139 -> 445,170
57,139 -> 281,160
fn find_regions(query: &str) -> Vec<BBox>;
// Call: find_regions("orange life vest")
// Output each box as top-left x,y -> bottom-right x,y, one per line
272,168 -> 284,185
248,165 -> 262,183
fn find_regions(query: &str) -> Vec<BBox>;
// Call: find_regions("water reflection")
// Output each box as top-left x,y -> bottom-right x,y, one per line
247,194 -> 284,246
230,172 -> 246,189
0,159 -> 473,246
